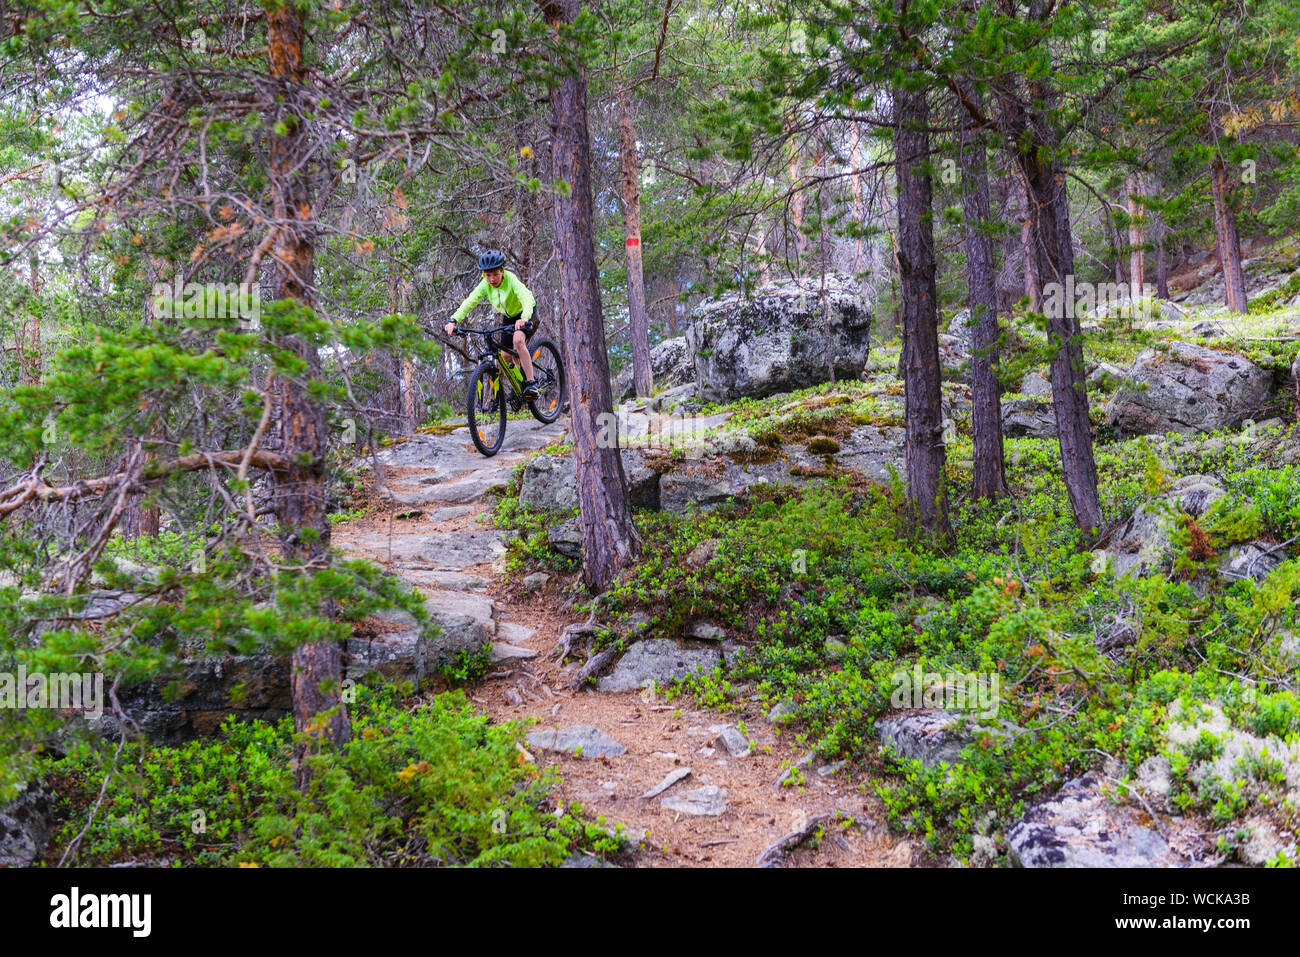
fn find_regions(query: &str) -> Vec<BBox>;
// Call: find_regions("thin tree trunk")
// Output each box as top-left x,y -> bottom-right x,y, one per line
848,122 -> 868,290
1018,174 -> 1040,312
785,120 -> 809,272
267,3 -> 349,781
1126,172 -> 1146,303
24,255 -> 41,385
667,274 -> 680,334
894,81 -> 953,542
1210,158 -> 1248,313
616,82 -> 652,398
959,99 -> 1008,501
1016,125 -> 1102,534
542,0 -> 641,593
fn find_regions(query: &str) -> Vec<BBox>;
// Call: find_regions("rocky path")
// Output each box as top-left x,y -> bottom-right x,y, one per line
333,410 -> 919,868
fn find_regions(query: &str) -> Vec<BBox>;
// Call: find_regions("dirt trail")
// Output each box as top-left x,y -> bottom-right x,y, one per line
334,412 -> 920,868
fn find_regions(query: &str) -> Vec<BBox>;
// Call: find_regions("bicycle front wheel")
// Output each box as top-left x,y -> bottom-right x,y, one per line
467,360 -> 507,457
526,338 -> 567,424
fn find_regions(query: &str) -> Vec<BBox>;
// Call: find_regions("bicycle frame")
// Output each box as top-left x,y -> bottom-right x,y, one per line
456,323 -> 549,400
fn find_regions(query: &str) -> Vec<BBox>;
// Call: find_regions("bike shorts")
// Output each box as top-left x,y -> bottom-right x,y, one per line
489,313 -> 538,354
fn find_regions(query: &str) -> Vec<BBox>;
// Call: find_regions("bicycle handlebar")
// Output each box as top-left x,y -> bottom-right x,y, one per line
454,322 -> 526,337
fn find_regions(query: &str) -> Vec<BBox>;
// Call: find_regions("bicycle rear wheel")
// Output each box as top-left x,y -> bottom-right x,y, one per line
467,360 -> 507,457
526,338 -> 567,424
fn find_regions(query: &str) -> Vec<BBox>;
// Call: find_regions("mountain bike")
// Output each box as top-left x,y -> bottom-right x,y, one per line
454,323 -> 567,457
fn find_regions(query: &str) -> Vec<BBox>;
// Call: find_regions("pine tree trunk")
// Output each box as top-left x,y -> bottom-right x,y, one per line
1017,136 -> 1102,535
959,102 -> 1008,501
543,0 -> 641,593
267,3 -> 349,781
1126,173 -> 1146,303
1155,230 -> 1169,300
1210,158 -> 1248,313
849,122 -> 868,290
616,82 -> 653,398
1018,175 -> 1040,312
894,81 -> 953,542
785,120 -> 809,272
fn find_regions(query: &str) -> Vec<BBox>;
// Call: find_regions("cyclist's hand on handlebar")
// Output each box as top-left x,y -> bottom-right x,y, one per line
514,318 -> 528,332
444,322 -> 457,337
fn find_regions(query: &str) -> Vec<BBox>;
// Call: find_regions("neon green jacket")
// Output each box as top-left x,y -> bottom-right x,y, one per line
450,270 -> 535,324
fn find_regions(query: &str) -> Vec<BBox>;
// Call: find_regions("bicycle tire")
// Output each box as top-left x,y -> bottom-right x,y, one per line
526,338 -> 567,425
467,359 -> 507,457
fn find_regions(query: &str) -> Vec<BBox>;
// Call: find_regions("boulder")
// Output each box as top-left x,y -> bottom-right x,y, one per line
1106,342 -> 1273,436
832,425 -> 905,483
114,654 -> 292,743
526,725 -> 626,758
0,783 -> 51,867
686,274 -> 872,403
660,785 -> 727,816
1007,772 -> 1176,867
1097,475 -> 1226,578
658,459 -> 804,513
1001,395 -> 1057,439
876,710 -> 984,770
644,383 -> 702,415
519,455 -> 578,512
612,336 -> 696,402
546,520 -> 583,559
596,638 -> 722,692
1218,541 -> 1283,584
520,449 -> 662,512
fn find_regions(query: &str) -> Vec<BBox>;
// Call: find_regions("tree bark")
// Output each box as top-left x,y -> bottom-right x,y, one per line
1017,174 -> 1040,312
616,82 -> 652,398
848,122 -> 868,291
1210,157 -> 1248,313
267,3 -> 350,780
959,100 -> 1009,501
542,0 -> 641,593
785,120 -> 809,272
1126,172 -> 1147,303
1011,101 -> 1102,535
894,81 -> 953,542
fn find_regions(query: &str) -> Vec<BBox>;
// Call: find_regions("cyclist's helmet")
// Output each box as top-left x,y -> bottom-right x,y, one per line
478,249 -> 506,271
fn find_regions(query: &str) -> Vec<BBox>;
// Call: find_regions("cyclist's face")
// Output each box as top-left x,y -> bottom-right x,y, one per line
484,267 -> 504,286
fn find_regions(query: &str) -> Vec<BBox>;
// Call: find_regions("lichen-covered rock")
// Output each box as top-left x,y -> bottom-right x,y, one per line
0,783 -> 51,867
832,425 -> 905,483
876,710 -> 974,769
1007,773 -> 1177,867
1106,341 -> 1273,436
686,275 -> 871,402
596,638 -> 722,692
112,654 -> 292,743
520,449 -> 662,512
1097,475 -> 1226,578
612,336 -> 696,401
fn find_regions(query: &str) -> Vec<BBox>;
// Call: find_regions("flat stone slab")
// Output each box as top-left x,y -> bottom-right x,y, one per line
526,725 -> 627,758
426,505 -> 472,521
491,642 -> 537,661
496,620 -> 536,644
412,470 -> 511,505
399,569 -> 491,593
350,529 -> 512,569
660,785 -> 727,816
641,767 -> 692,799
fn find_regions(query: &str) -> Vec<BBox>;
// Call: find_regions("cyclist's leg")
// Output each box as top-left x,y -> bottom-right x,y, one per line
514,319 -> 537,382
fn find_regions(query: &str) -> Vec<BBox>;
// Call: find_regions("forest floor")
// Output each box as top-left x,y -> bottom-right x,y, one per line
333,414 -> 923,868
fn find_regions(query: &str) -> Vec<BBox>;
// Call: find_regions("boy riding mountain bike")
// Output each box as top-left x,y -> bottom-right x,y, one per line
444,249 -> 541,399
